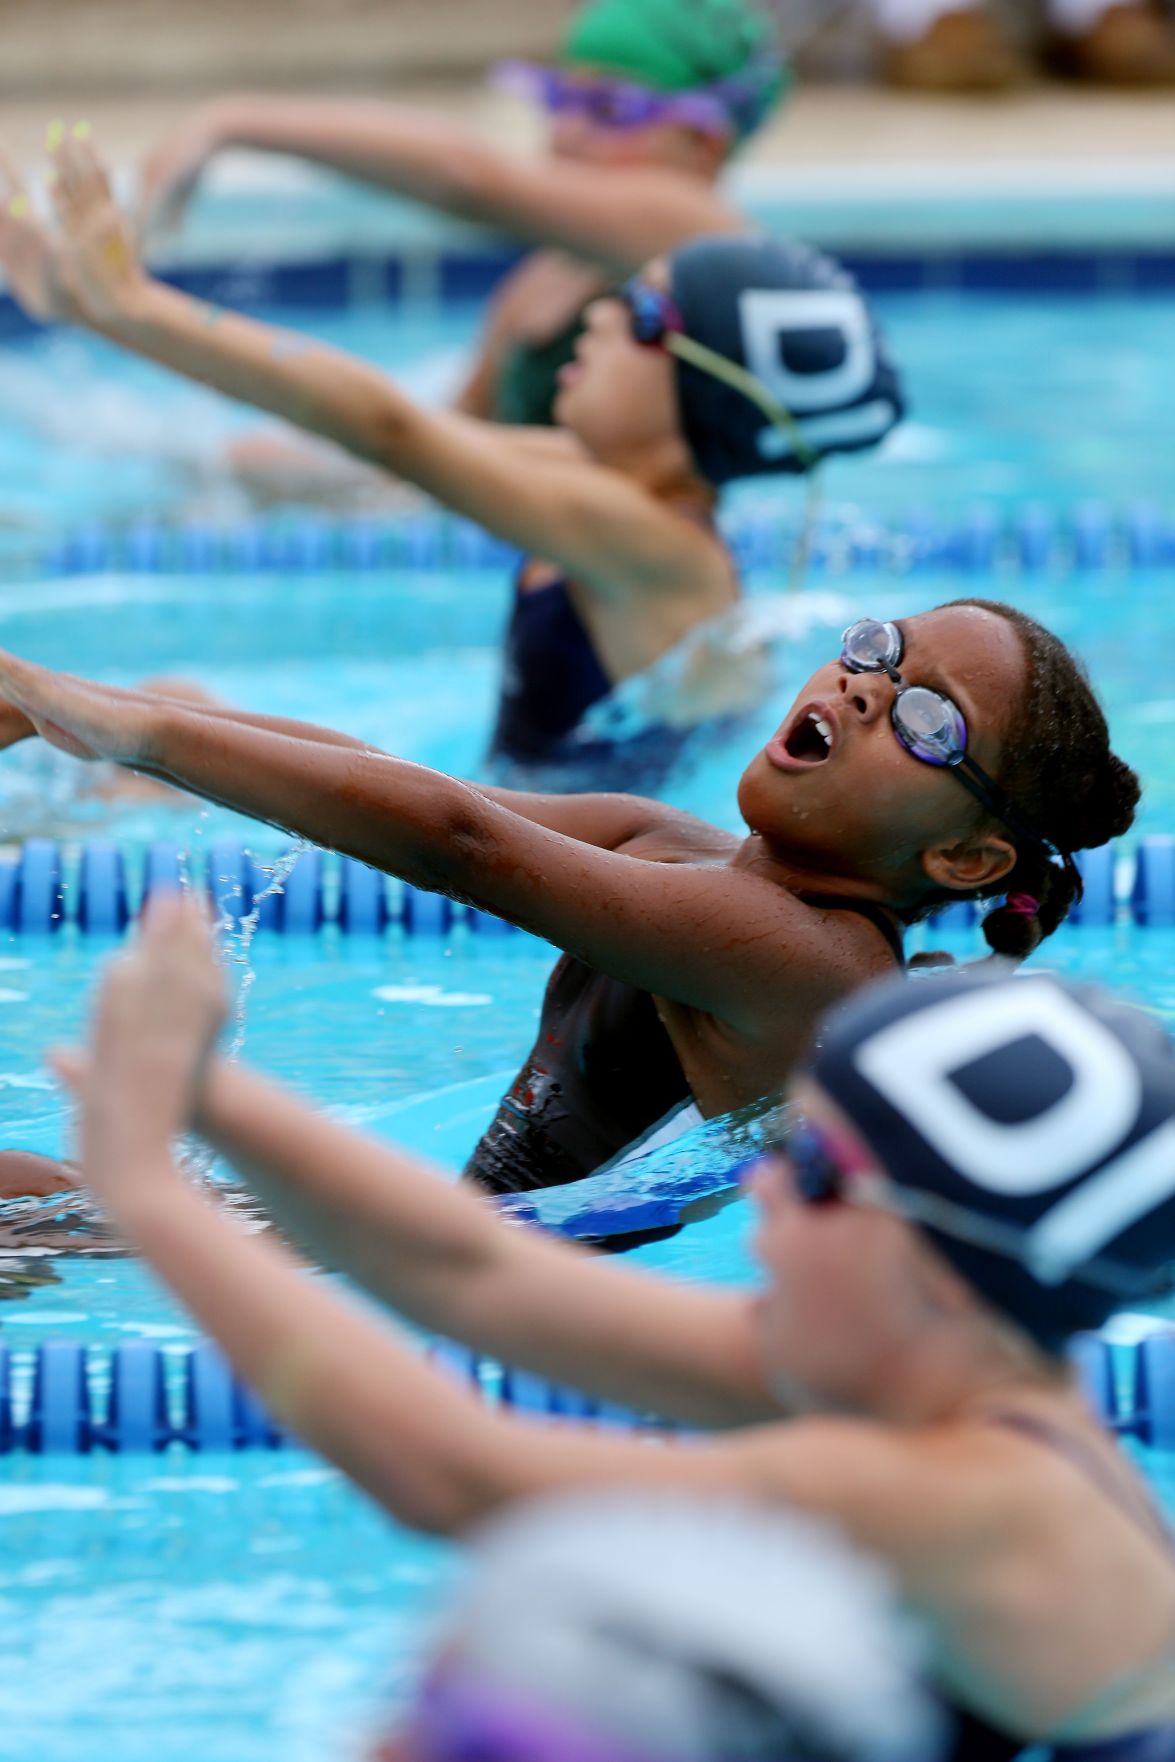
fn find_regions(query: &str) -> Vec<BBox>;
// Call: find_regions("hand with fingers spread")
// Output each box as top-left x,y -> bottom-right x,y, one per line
48,131 -> 148,323
52,893 -> 228,1203
0,650 -> 159,764
0,147 -> 76,323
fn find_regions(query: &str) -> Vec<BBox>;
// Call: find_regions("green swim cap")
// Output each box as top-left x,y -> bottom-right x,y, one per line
562,0 -> 789,134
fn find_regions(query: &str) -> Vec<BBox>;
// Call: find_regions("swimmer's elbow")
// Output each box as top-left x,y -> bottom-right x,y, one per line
384,1438 -> 514,1538
343,393 -> 423,472
411,787 -> 501,900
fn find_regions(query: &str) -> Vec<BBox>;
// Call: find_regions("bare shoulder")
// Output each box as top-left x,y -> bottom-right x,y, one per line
725,1416 -> 1040,1581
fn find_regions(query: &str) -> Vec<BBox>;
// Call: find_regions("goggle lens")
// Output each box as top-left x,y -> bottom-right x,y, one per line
783,1122 -> 847,1206
619,279 -> 681,348
841,618 -> 903,674
893,686 -> 967,767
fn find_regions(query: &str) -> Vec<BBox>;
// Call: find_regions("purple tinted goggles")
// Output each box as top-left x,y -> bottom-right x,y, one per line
841,618 -> 1074,879
492,59 -> 740,136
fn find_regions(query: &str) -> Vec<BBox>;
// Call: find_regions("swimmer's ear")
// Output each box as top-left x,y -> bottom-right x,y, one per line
46,1045 -> 87,1094
921,833 -> 1016,896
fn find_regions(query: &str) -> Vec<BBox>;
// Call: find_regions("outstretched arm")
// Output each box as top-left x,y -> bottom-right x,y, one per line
0,678 -> 716,851
7,136 -> 719,599
0,655 -> 839,1029
138,95 -> 740,269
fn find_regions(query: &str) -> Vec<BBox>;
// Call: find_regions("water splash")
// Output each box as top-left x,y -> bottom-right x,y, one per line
214,839 -> 310,1064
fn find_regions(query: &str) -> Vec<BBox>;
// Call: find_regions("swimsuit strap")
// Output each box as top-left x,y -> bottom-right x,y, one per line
982,1408 -> 1175,1557
798,893 -> 906,969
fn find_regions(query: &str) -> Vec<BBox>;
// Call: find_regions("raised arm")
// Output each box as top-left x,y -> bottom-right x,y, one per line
12,137 -> 719,599
138,95 -> 740,270
0,656 -> 840,1029
195,1057 -> 773,1427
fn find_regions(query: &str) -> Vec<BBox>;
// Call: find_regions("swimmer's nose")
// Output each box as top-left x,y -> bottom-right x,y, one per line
838,668 -> 893,727
550,113 -> 595,159
583,294 -> 622,334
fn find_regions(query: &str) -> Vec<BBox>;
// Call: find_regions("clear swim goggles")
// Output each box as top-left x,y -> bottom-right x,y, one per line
841,617 -> 1079,885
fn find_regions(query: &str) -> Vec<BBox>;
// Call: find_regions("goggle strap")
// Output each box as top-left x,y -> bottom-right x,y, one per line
950,756 -> 1080,892
664,332 -> 819,471
788,469 -> 823,594
863,1177 -> 1169,1302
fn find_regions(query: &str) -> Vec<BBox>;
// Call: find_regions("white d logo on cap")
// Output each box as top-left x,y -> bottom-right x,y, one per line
853,981 -> 1142,1197
737,289 -> 876,414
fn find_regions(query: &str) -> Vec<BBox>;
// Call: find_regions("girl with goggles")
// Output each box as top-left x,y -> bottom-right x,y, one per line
0,597 -> 1135,1219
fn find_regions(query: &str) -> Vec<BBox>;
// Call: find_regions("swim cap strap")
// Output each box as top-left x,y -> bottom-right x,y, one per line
664,331 -> 818,470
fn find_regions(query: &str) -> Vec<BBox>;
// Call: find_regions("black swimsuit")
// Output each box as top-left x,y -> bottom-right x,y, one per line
949,1411 -> 1175,1762
463,897 -> 905,1199
488,574 -> 708,792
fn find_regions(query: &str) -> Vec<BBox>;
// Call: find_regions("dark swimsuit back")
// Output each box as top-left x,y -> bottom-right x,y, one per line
488,573 -> 697,789
949,1410 -> 1175,1762
463,897 -> 904,1201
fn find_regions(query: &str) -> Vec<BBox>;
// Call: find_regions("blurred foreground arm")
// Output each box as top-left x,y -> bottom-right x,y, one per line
196,1056 -> 775,1428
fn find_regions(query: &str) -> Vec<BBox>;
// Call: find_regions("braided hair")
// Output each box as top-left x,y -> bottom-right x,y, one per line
916,599 -> 1139,962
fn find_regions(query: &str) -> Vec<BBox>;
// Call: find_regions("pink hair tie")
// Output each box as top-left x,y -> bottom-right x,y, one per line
1004,892 -> 1040,918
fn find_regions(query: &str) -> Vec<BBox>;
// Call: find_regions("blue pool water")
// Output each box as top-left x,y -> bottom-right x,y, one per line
0,284 -> 1174,1762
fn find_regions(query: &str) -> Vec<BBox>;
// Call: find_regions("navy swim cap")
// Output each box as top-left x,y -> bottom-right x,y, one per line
808,968 -> 1175,1350
668,235 -> 905,485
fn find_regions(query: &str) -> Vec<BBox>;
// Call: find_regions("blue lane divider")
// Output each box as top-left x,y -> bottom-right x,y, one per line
1132,835 -> 1175,928
0,840 -> 526,936
0,1338 -> 668,1453
1133,1332 -> 1175,1449
35,503 -> 1175,581
1,1326 -> 1169,1453
4,837 -> 1173,935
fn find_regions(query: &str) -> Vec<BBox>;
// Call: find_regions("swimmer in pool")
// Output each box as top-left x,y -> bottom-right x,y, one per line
136,0 -> 788,442
377,1491 -> 943,1762
0,599 -> 1138,1202
53,894 -> 1175,1757
0,134 -> 904,792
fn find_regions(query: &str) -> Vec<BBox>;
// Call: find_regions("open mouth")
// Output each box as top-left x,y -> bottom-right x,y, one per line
781,705 -> 836,765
